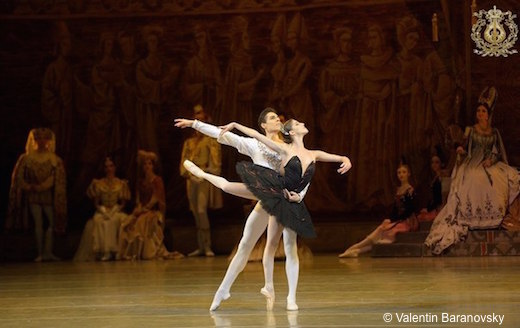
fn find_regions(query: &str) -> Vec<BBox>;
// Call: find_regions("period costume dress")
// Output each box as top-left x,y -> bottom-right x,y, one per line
380,187 -> 418,241
236,156 -> 316,238
119,175 -> 177,260
74,177 -> 130,261
425,127 -> 520,254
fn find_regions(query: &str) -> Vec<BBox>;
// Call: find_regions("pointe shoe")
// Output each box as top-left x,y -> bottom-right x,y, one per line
286,298 -> 299,311
205,250 -> 215,257
338,248 -> 359,258
209,290 -> 231,311
260,286 -> 275,311
183,160 -> 205,178
101,253 -> 111,261
34,255 -> 43,262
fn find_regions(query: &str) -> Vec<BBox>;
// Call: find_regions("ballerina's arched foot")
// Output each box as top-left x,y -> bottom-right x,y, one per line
260,285 -> 275,311
183,160 -> 205,178
338,248 -> 359,258
286,297 -> 299,311
209,290 -> 231,312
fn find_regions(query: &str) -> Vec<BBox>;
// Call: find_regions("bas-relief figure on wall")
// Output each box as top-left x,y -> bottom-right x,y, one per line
318,26 -> 359,159
267,14 -> 287,111
182,24 -> 223,120
135,25 -> 175,157
41,22 -> 75,165
395,16 -> 424,156
117,30 -> 140,181
422,17 -> 459,150
354,23 -> 400,207
395,16 -> 430,200
72,31 -> 126,201
315,26 -> 360,208
218,15 -> 264,128
218,16 -> 264,178
82,31 -> 123,168
281,12 -> 315,146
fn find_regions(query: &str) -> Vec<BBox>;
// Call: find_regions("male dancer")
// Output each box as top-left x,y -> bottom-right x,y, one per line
175,108 -> 307,311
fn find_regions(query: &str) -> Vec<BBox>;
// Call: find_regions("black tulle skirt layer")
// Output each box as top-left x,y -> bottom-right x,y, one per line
236,162 -> 317,238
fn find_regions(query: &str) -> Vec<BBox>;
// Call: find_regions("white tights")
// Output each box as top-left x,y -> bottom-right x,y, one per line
202,171 -> 300,307
262,217 -> 299,304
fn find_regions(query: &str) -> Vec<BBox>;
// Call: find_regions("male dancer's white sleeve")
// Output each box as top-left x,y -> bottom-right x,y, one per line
192,120 -> 257,159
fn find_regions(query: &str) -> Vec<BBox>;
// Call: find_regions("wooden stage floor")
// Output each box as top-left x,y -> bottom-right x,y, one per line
1,255 -> 519,327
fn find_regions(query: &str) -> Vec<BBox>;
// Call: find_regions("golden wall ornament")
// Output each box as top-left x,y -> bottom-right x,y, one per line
471,5 -> 518,57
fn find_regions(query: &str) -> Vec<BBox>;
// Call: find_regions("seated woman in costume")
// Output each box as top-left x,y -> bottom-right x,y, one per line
74,157 -> 130,261
7,128 -> 67,262
425,86 -> 520,254
339,162 -> 418,258
119,150 -> 183,260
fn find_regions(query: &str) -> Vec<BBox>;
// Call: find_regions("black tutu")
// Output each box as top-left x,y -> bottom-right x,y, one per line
236,156 -> 317,238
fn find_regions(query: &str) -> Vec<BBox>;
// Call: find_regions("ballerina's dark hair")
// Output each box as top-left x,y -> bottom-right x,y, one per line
280,119 -> 295,144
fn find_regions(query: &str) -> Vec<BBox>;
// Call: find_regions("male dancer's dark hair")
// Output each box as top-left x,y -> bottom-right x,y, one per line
257,107 -> 277,133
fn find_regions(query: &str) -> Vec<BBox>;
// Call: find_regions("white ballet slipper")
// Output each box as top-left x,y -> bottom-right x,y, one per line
261,285 -> 275,311
183,160 -> 205,178
209,289 -> 230,311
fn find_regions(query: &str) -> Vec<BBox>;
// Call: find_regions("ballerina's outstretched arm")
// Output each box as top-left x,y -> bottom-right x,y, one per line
312,150 -> 352,174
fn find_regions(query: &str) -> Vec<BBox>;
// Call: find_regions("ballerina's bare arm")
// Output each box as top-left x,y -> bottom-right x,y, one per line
312,150 -> 352,174
219,122 -> 288,156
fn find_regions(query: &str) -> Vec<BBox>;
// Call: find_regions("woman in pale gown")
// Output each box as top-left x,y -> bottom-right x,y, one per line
425,87 -> 520,254
74,157 -> 130,261
339,163 -> 418,258
118,150 -> 183,260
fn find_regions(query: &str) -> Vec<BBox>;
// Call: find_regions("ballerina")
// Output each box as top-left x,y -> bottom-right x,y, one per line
183,118 -> 351,310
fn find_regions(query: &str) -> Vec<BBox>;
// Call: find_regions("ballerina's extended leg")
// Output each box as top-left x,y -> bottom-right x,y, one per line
183,160 -> 256,200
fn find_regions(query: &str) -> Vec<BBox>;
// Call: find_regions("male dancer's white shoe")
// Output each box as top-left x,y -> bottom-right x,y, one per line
209,289 -> 230,311
260,285 -> 275,311
183,160 -> 205,178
